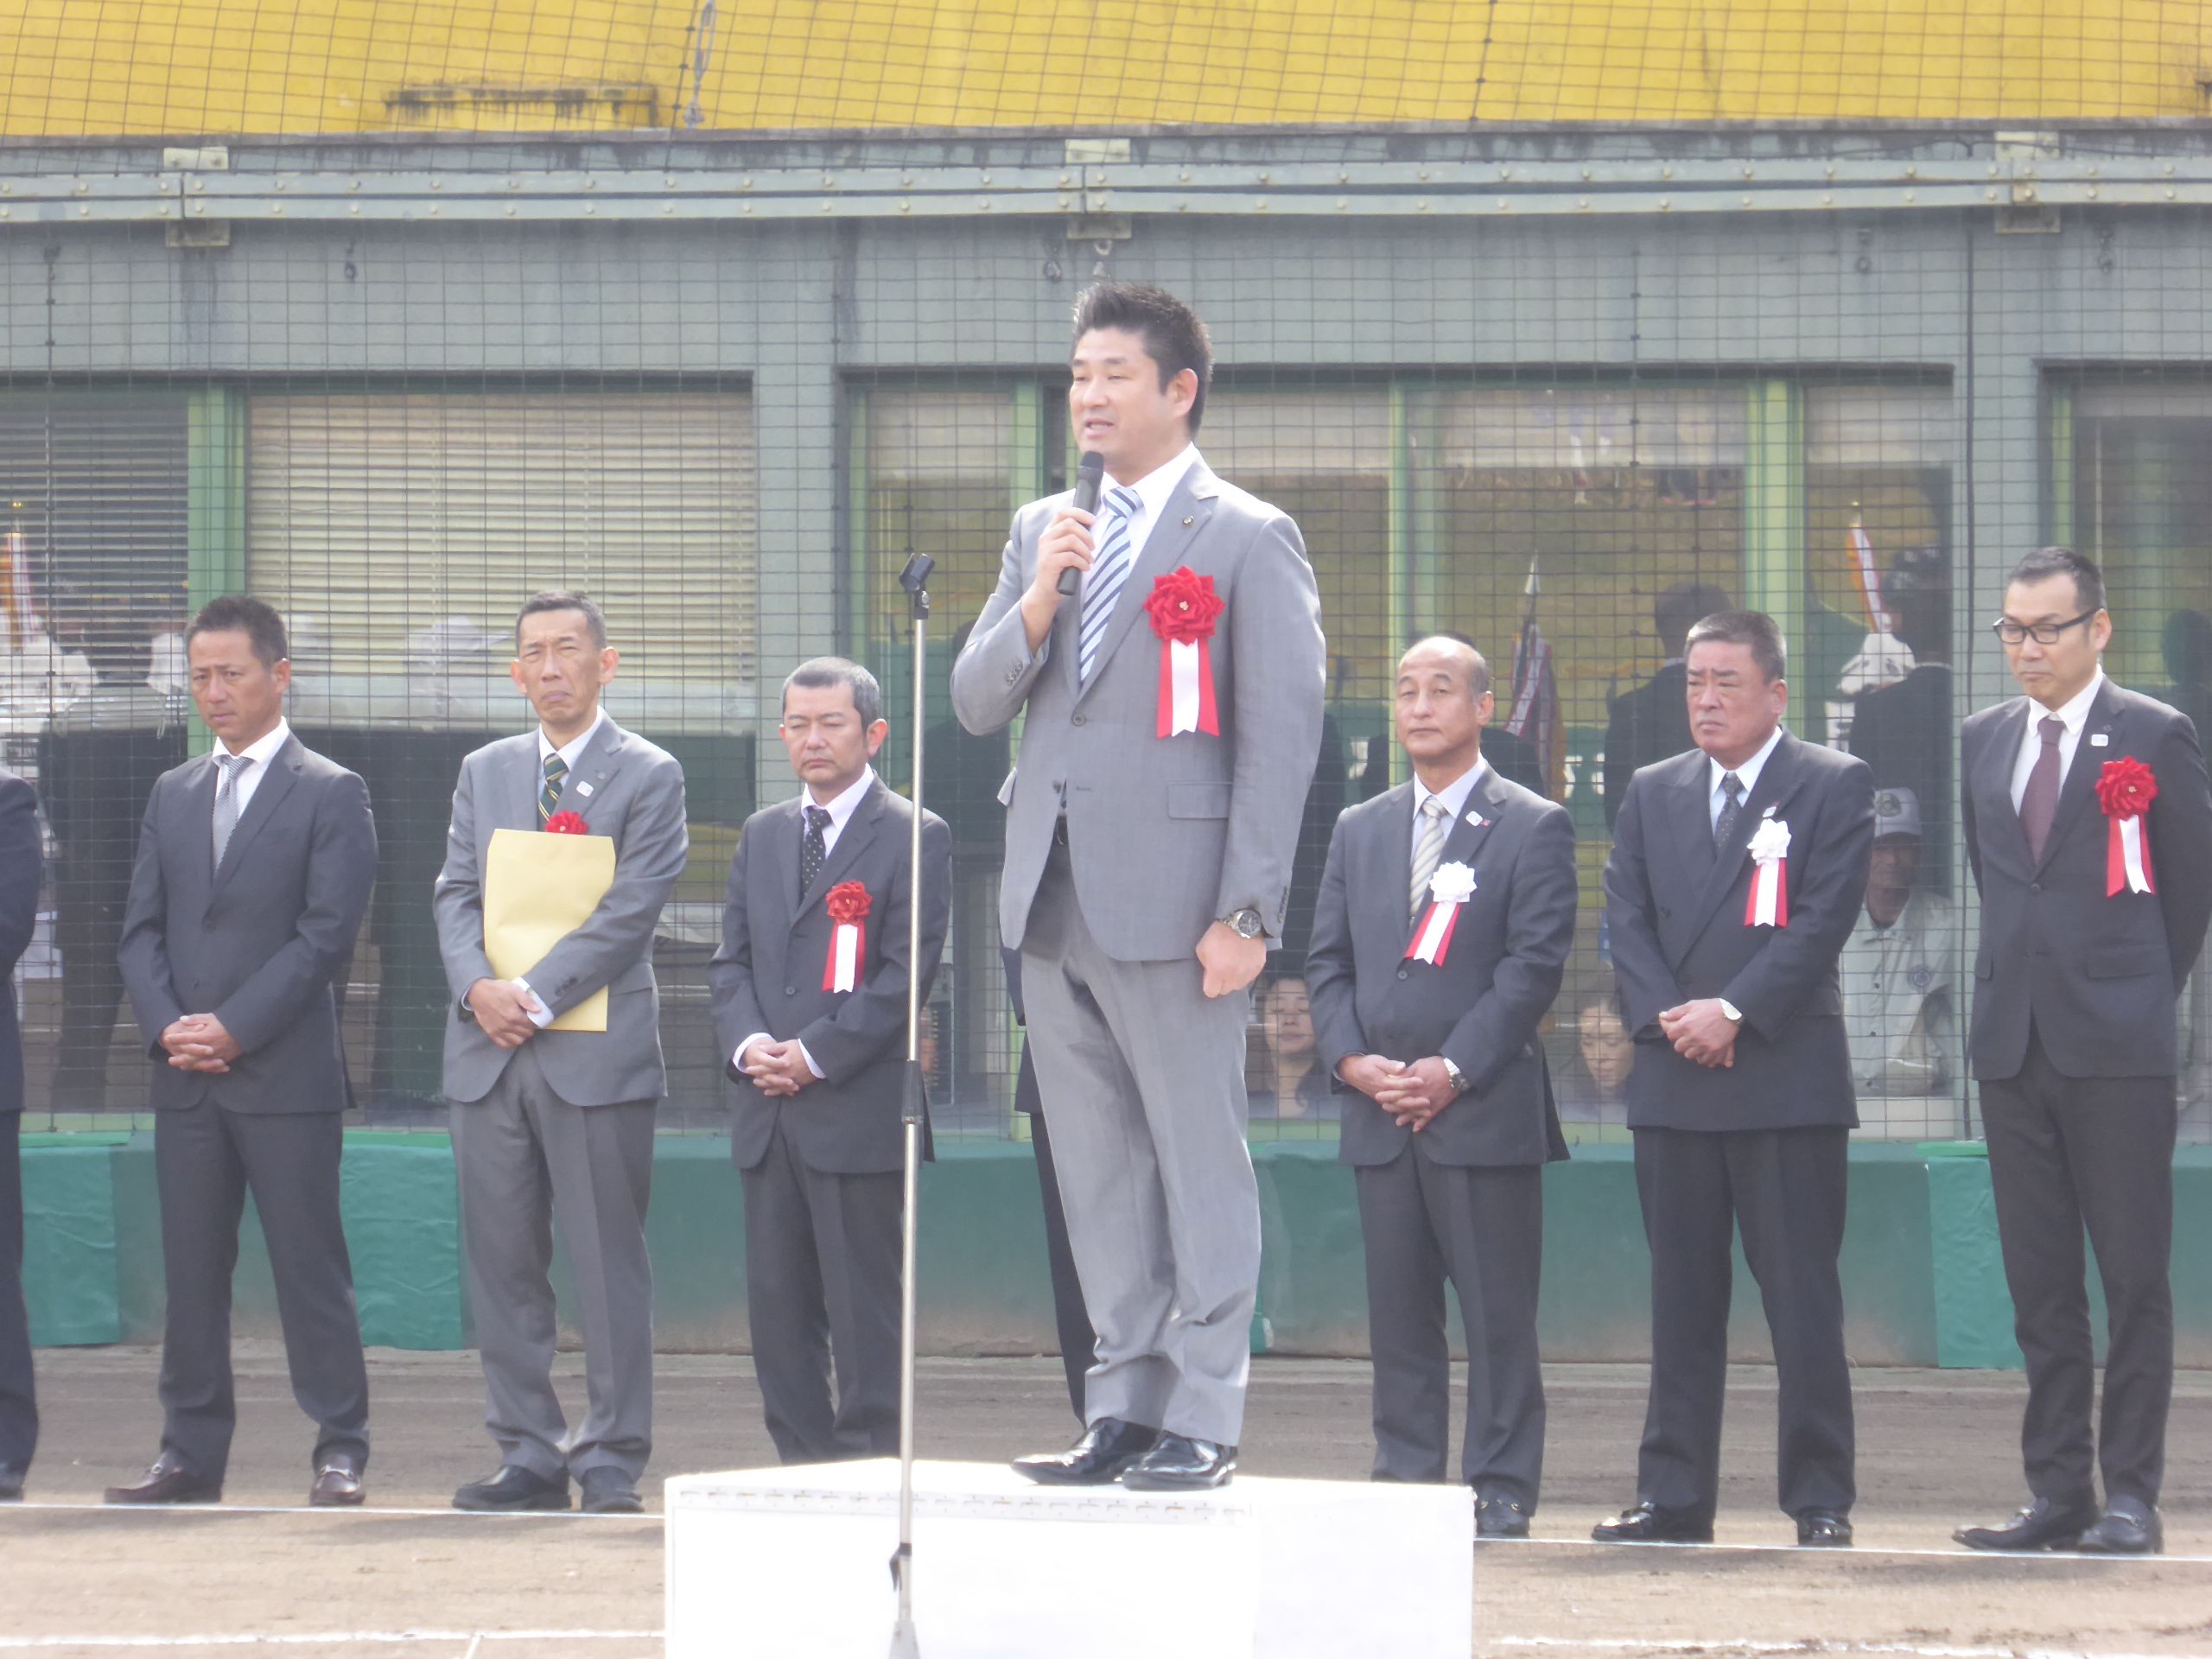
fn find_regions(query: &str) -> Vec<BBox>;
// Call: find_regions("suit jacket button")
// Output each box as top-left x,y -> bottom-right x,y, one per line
1072,713 -> 1086,726
784,985 -> 796,997
1006,667 -> 1020,683
2029,882 -> 2042,893
1396,968 -> 1409,980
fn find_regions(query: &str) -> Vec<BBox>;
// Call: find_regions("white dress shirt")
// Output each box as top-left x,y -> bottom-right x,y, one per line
2008,669 -> 2107,812
1707,723 -> 1786,833
1410,756 -> 1491,861
733,766 -> 881,1080
213,717 -> 292,830
512,709 -> 610,1026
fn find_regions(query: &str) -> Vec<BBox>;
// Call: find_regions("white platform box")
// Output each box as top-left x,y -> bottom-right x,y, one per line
665,1458 -> 1472,1659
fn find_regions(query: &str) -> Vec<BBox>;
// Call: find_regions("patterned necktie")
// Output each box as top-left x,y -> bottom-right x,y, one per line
539,752 -> 569,825
1410,794 -> 1451,920
1078,486 -> 1144,685
212,753 -> 251,870
1713,771 -> 1745,852
800,804 -> 832,899
2020,715 -> 2065,863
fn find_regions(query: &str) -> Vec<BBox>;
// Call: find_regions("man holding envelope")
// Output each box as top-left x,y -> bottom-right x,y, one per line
434,591 -> 689,1516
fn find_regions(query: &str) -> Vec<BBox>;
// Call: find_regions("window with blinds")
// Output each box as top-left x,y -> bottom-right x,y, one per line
246,390 -> 758,726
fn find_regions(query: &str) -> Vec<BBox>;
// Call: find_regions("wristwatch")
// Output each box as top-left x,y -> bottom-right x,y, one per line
1223,907 -> 1265,939
1440,1057 -> 1471,1095
1717,999 -> 1745,1024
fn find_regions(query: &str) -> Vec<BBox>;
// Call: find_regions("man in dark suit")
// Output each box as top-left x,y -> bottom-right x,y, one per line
0,766 -> 43,1501
1306,637 -> 1577,1539
710,658 -> 950,1463
1603,583 -> 1732,831
1594,609 -> 1874,1548
110,596 -> 378,1507
1954,549 -> 2212,1557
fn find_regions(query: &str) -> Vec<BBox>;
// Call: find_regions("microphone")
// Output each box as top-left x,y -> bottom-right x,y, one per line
1058,451 -> 1107,598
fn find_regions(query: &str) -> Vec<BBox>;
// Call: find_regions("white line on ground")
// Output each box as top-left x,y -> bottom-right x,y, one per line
3,1501 -> 659,1522
1499,1641 -> 2200,1659
0,1634 -> 660,1652
1491,1535 -> 2212,1565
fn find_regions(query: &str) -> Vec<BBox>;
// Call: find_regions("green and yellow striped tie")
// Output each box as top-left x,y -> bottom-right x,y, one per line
539,753 -> 568,825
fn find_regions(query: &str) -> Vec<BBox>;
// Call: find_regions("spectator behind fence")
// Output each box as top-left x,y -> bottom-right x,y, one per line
109,596 -> 378,1510
434,591 -> 689,1518
1840,787 -> 1956,1121
1603,582 -> 1732,831
0,766 -> 42,1500
1955,550 -> 2212,1557
1306,635 -> 1577,1538
1249,972 -> 1337,1123
1847,547 -> 1954,894
709,657 -> 950,1465
1556,996 -> 1634,1127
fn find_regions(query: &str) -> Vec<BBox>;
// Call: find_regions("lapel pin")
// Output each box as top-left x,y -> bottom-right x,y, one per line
1181,516 -> 1194,526
1465,811 -> 1486,827
575,779 -> 595,797
2089,732 -> 2110,747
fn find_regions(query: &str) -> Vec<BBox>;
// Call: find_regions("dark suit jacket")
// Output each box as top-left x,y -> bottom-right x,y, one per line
1307,766 -> 1578,1168
1604,664 -> 1692,830
1847,661 -> 1954,893
1961,679 -> 2212,1082
1604,729 -> 1874,1132
118,734 -> 378,1114
710,778 -> 952,1177
0,772 -> 41,1116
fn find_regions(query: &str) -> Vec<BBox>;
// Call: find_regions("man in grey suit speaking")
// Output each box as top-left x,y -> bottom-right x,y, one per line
953,282 -> 1325,1491
435,591 -> 689,1516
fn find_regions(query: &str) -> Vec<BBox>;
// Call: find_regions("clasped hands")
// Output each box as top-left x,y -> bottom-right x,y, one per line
1338,1053 -> 1459,1132
467,977 -> 546,1051
159,1014 -> 241,1073
741,1039 -> 819,1099
1658,997 -> 1738,1069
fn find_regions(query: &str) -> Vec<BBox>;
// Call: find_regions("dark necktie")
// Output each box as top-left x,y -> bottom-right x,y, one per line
2020,715 -> 2065,863
1713,771 -> 1745,852
801,804 -> 832,899
538,753 -> 568,824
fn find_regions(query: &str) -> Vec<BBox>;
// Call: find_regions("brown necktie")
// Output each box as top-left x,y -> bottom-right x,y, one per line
2020,715 -> 2064,863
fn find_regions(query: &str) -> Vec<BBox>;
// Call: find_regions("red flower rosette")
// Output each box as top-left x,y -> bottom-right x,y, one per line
543,810 -> 589,836
2096,757 -> 2158,896
823,880 -> 871,991
1142,566 -> 1224,737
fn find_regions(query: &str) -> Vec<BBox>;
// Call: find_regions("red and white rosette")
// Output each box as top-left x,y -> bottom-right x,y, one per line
1744,817 -> 1791,928
823,880 -> 871,992
543,810 -> 588,835
2096,757 -> 2158,896
1141,566 -> 1224,738
1405,861 -> 1478,966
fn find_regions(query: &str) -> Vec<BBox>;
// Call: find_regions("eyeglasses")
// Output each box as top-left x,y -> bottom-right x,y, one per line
1990,610 -> 2099,647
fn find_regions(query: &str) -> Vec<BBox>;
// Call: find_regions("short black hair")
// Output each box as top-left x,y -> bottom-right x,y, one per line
186,595 -> 288,669
782,656 -> 884,728
516,589 -> 607,649
2007,546 -> 2106,616
1684,609 -> 1789,684
1402,633 -> 1494,699
1655,582 -> 1733,656
1071,282 -> 1214,434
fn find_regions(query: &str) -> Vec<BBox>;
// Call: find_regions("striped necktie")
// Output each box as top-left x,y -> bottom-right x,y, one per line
212,753 -> 251,870
1410,794 -> 1450,920
1078,485 -> 1144,685
539,752 -> 568,824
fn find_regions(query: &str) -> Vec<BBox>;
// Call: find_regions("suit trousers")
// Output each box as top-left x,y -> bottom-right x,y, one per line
154,1103 -> 368,1478
1355,1148 -> 1546,1509
1020,1042 -> 1096,1423
1979,1030 -> 2177,1508
1631,1125 -> 1854,1520
1020,842 -> 1260,1446
451,1044 -> 656,1483
741,1118 -> 902,1464
0,1122 -> 35,1472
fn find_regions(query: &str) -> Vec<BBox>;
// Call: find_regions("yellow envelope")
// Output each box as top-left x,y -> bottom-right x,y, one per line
483,826 -> 617,1033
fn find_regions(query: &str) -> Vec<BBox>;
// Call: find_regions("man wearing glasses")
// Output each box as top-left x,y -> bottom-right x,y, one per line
1955,548 -> 2212,1555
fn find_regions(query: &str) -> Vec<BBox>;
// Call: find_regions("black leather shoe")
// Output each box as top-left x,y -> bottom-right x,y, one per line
453,1464 -> 571,1512
1591,1500 -> 1713,1543
0,1465 -> 23,1502
1477,1497 -> 1530,1539
1796,1510 -> 1853,1548
105,1452 -> 221,1506
309,1452 -> 365,1507
1121,1433 -> 1236,1491
1012,1418 -> 1160,1487
1954,1494 -> 2097,1552
580,1467 -> 644,1515
2075,1500 -> 2162,1555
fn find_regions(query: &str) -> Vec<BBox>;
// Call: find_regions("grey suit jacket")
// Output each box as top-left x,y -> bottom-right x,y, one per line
1306,767 -> 1577,1168
709,778 -> 952,1176
1604,729 -> 1873,1133
434,717 -> 689,1108
950,455 -> 1325,961
118,734 -> 377,1114
1961,678 -> 2212,1081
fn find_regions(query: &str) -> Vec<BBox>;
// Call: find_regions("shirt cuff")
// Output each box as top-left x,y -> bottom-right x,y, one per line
734,1034 -> 828,1081
797,1041 -> 825,1080
514,978 -> 554,1028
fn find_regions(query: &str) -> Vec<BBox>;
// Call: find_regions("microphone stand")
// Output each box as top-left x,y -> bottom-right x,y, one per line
888,550 -> 936,1659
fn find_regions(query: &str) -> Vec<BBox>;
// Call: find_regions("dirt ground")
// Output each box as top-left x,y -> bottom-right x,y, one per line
2,1345 -> 2208,1656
